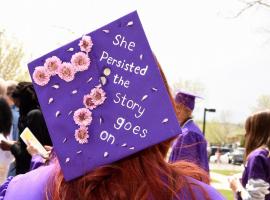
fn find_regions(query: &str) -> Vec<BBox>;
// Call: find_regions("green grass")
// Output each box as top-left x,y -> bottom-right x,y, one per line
210,178 -> 219,183
218,189 -> 234,200
211,169 -> 242,176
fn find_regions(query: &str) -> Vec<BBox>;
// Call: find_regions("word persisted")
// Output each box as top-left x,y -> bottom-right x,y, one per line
100,51 -> 148,76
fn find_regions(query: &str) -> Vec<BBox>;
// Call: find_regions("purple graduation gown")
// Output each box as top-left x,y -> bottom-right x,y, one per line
0,162 -> 224,200
169,119 -> 209,172
239,148 -> 270,200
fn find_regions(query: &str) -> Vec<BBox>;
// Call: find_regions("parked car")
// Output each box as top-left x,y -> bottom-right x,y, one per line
228,147 -> 245,165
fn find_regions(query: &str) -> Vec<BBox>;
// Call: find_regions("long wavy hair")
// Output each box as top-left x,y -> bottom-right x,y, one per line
244,110 -> 270,159
47,63 -> 210,200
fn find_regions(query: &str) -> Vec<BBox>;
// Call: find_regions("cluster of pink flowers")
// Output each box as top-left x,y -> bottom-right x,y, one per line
83,86 -> 106,109
73,85 -> 106,144
33,35 -> 93,86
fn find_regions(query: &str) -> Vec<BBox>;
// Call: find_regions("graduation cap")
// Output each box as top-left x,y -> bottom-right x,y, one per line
175,91 -> 202,111
28,11 -> 181,181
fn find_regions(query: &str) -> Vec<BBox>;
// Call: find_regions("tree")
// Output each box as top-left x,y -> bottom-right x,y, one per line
199,120 -> 244,145
253,95 -> 270,111
234,0 -> 270,17
197,110 -> 244,145
172,79 -> 205,96
0,30 -> 25,81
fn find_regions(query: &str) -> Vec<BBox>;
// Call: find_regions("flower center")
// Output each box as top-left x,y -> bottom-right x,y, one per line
78,130 -> 86,139
77,57 -> 85,66
82,41 -> 89,48
49,62 -> 57,70
86,98 -> 94,106
63,68 -> 71,76
79,113 -> 86,121
94,92 -> 102,100
38,72 -> 46,79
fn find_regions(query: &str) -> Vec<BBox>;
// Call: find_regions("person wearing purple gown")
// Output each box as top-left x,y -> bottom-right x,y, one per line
0,11 -> 224,200
0,74 -> 224,200
169,91 -> 209,172
229,110 -> 270,200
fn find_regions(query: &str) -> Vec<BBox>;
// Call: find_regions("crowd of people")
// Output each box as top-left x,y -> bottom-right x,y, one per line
0,79 -> 52,177
0,12 -> 269,198
0,70 -> 268,199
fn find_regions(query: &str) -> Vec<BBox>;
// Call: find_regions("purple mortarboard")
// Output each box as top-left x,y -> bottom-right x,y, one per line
28,11 -> 181,181
175,91 -> 202,111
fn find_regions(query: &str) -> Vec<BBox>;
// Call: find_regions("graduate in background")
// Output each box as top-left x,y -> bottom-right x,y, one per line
229,110 -> 270,200
169,91 -> 209,172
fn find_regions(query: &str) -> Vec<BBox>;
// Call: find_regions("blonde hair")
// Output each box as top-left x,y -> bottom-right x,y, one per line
6,80 -> 18,96
0,78 -> 7,96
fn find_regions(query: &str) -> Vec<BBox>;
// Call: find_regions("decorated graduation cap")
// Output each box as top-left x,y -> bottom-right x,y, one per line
28,11 -> 181,181
175,91 -> 202,111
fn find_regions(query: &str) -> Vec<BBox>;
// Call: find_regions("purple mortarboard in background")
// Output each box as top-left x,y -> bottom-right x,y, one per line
28,11 -> 181,181
175,91 -> 202,111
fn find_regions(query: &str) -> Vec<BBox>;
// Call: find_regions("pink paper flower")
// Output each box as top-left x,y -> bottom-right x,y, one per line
58,62 -> 76,82
74,126 -> 89,144
33,66 -> 51,86
71,52 -> 90,72
90,86 -> 106,106
83,94 -> 97,110
73,108 -> 92,126
44,56 -> 62,76
79,35 -> 93,53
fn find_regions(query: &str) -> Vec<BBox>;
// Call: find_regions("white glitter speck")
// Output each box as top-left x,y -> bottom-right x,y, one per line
127,21 -> 133,26
162,118 -> 169,123
55,111 -> 61,117
48,98 -> 54,104
52,84 -> 60,89
104,152 -> 109,158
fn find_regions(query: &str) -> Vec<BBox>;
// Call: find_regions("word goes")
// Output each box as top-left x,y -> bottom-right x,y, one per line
114,117 -> 147,138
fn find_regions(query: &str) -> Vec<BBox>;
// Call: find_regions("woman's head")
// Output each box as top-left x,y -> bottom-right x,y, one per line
0,97 -> 12,136
48,61 -> 209,200
49,139 -> 209,200
12,82 -> 39,116
244,110 -> 270,158
6,80 -> 18,106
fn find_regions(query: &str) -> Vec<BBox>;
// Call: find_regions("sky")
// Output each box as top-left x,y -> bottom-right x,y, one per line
0,0 -> 270,124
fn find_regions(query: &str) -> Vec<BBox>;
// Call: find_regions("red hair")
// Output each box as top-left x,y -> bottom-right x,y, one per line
46,60 -> 210,200
47,140 -> 209,200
